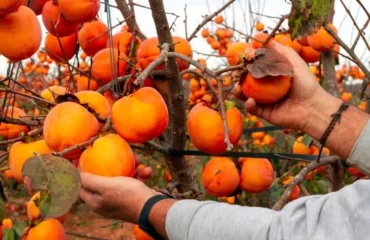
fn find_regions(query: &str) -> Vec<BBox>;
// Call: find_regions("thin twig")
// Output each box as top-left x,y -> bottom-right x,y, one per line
0,128 -> 42,145
338,0 -> 370,51
53,136 -> 98,156
0,89 -> 56,106
184,5 -> 188,39
262,15 -> 288,47
187,0 -> 236,41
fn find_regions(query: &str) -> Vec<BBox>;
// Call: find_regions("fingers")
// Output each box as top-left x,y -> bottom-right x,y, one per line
245,98 -> 262,117
79,188 -> 103,210
79,172 -> 109,194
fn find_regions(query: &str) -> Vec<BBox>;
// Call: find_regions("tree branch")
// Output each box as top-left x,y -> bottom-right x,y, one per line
115,0 -> 147,40
273,156 -> 340,211
324,25 -> 370,98
148,0 -> 199,195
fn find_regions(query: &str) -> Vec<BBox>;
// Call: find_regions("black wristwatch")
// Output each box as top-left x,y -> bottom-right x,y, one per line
138,195 -> 171,240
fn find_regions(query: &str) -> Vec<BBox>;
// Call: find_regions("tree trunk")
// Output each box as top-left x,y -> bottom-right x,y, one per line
321,0 -> 344,192
148,0 -> 199,194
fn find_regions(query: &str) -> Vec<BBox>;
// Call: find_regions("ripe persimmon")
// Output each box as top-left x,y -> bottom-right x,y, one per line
299,46 -> 320,63
214,15 -> 224,24
75,90 -> 111,119
241,73 -> 292,104
91,48 -> 127,84
137,36 -> 193,71
20,0 -> 48,15
9,140 -> 51,182
0,6 -> 42,61
40,86 -> 67,102
202,157 -> 240,197
27,219 -> 66,240
292,136 -> 311,155
211,41 -> 221,50
187,103 -> 243,155
341,92 -> 352,102
226,42 -> 251,66
45,33 -> 77,62
43,102 -> 99,159
42,1 -> 79,37
112,87 -> 168,143
0,107 -> 29,139
251,33 -> 273,49
289,185 -> 300,201
348,167 -> 366,178
110,31 -> 142,56
0,0 -> 21,17
240,158 -> 274,193
79,134 -> 135,177
58,0 -> 100,23
255,22 -> 265,31
201,28 -> 210,38
77,76 -> 99,91
78,21 -> 109,56
133,224 -> 153,240
307,24 -> 337,52
277,34 -> 302,54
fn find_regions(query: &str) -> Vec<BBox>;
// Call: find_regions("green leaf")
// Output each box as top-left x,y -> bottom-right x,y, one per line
302,134 -> 313,148
21,154 -> 81,218
267,181 -> 285,205
3,229 -> 15,240
39,192 -> 52,217
13,221 -> 27,238
289,0 -> 333,39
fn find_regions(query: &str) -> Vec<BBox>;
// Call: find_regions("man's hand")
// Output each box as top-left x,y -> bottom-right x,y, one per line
245,41 -> 370,159
79,172 -> 158,223
79,156 -> 155,222
245,40 -> 327,132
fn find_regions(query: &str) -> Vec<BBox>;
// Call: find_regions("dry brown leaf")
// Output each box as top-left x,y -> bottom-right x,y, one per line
247,48 -> 294,79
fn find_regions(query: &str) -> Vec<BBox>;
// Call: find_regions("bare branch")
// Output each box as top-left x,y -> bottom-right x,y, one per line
324,25 -> 370,98
273,156 -> 340,211
115,0 -> 147,40
338,0 -> 370,51
263,15 -> 288,47
0,128 -> 43,145
0,89 -> 56,106
53,136 -> 98,157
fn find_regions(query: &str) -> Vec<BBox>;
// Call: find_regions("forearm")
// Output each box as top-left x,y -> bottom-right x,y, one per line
164,180 -> 370,240
304,88 -> 370,159
148,198 -> 177,239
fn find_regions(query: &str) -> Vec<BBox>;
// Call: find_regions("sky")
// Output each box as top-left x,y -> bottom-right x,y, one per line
1,0 -> 369,75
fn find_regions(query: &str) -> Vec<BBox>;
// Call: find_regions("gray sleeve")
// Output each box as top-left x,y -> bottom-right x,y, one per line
165,120 -> 370,240
347,119 -> 370,175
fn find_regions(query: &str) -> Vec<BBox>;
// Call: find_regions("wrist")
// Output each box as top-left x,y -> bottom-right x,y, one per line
302,88 -> 342,141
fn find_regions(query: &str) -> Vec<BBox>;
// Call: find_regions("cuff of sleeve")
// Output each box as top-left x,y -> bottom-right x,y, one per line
165,200 -> 214,240
347,119 -> 370,175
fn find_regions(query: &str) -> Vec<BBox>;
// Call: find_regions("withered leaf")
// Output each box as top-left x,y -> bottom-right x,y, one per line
246,48 -> 294,79
22,154 -> 81,218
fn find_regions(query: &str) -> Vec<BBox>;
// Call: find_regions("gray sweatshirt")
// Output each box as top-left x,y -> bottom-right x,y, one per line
165,120 -> 370,240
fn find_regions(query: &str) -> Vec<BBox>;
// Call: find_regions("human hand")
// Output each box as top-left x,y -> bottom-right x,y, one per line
245,41 -> 328,131
79,172 -> 158,223
79,155 -> 154,222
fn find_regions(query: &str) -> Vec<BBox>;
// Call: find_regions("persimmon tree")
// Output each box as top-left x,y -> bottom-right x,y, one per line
0,0 -> 368,239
